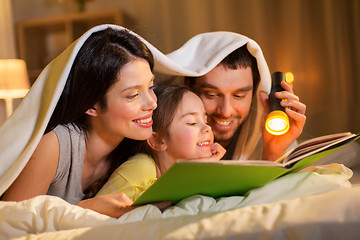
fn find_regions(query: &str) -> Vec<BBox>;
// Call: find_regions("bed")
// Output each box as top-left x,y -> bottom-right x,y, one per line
1,162 -> 360,239
1,24 -> 360,239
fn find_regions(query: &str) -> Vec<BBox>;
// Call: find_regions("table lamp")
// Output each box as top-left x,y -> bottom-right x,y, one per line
0,59 -> 30,117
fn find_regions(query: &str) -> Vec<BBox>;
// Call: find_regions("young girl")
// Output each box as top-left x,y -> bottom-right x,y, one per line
2,27 -> 170,217
97,85 -> 226,201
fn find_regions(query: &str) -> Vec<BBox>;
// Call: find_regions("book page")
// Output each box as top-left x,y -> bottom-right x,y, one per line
177,132 -> 357,169
281,133 -> 357,167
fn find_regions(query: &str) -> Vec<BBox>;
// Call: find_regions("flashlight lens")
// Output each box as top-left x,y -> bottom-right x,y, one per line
268,118 -> 287,131
265,110 -> 290,135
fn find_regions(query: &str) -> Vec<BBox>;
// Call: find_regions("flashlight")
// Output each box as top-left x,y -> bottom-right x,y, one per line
265,72 -> 290,135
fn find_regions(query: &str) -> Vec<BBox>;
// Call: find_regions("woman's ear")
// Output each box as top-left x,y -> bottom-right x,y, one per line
147,132 -> 167,152
85,105 -> 98,117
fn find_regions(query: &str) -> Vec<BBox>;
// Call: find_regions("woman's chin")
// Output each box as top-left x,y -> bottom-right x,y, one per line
128,128 -> 153,140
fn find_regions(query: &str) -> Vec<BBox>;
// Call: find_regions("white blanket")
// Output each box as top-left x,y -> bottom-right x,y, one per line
0,164 -> 356,239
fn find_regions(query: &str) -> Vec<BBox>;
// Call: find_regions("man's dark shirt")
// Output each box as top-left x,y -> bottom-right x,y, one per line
221,126 -> 241,160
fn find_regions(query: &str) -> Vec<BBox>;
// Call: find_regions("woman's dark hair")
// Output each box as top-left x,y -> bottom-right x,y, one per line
45,27 -> 154,133
45,28 -> 154,198
185,44 -> 260,94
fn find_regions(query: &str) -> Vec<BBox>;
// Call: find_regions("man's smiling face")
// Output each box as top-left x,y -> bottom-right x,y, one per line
194,65 -> 254,148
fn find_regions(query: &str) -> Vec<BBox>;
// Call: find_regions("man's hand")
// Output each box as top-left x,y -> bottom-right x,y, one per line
260,80 -> 306,161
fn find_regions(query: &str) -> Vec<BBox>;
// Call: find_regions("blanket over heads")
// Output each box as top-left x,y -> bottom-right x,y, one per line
0,24 -> 271,196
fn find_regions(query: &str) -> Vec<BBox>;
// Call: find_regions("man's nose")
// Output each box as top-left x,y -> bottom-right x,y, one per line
217,96 -> 233,118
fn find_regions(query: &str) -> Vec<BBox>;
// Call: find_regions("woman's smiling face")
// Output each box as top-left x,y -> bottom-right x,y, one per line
93,59 -> 157,142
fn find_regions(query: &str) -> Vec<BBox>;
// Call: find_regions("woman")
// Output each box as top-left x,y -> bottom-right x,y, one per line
2,27 -> 169,218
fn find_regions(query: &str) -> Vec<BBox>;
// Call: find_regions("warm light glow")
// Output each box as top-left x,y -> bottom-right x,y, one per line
0,59 -> 30,117
265,110 -> 290,135
285,72 -> 294,83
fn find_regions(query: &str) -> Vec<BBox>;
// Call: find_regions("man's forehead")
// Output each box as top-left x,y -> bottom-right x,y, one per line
194,66 -> 254,92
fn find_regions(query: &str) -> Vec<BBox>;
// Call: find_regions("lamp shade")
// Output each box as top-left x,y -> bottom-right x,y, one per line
0,59 -> 30,117
0,59 -> 30,90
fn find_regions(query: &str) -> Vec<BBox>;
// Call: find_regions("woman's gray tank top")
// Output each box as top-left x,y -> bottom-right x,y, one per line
47,124 -> 85,204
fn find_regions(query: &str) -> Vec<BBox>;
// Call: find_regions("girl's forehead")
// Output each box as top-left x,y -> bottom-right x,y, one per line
175,91 -> 205,118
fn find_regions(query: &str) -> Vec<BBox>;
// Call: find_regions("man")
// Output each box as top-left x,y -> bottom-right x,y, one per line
185,45 -> 306,161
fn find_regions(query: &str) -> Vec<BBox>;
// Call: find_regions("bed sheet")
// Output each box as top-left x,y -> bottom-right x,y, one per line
13,185 -> 360,240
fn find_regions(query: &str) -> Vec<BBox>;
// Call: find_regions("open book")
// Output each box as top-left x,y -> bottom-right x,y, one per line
133,132 -> 360,205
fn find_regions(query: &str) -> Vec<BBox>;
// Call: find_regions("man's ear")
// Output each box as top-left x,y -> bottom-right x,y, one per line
147,132 -> 167,152
85,105 -> 98,117
259,91 -> 269,113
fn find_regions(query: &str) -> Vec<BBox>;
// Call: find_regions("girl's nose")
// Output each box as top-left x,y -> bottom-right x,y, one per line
201,122 -> 212,134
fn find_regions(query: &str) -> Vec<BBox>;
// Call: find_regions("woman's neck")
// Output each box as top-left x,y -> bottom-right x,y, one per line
81,128 -> 124,190
84,128 -> 123,165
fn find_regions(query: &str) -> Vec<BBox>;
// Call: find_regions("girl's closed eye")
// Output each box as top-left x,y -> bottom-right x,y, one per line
183,115 -> 198,126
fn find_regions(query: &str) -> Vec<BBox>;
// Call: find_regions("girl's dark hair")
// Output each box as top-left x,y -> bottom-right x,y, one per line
185,44 -> 260,94
45,27 -> 154,133
152,84 -> 193,138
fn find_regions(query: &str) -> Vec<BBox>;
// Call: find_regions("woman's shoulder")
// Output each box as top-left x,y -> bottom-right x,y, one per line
53,124 -> 82,137
52,124 -> 85,154
25,130 -> 60,182
35,131 -> 59,157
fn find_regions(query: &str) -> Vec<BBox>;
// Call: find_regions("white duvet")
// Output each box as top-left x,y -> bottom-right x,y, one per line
1,164 -> 358,239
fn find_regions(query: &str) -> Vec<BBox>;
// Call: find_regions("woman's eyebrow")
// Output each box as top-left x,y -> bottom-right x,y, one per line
121,75 -> 155,93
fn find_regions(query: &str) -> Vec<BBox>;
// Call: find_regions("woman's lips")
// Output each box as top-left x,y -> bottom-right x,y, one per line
133,114 -> 153,128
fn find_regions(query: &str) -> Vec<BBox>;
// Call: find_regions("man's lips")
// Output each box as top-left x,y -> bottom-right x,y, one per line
210,117 -> 234,129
